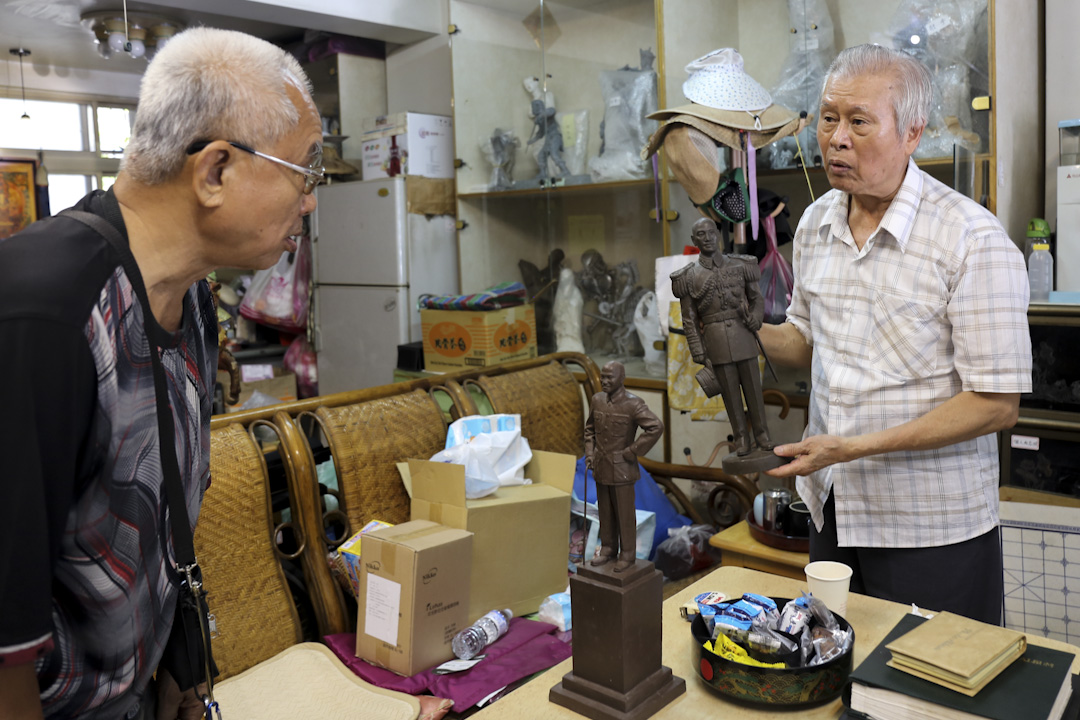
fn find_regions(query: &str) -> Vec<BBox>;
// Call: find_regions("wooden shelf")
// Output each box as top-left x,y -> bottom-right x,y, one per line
457,178 -> 655,200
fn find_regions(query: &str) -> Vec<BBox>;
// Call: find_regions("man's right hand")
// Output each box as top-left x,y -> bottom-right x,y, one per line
0,661 -> 46,719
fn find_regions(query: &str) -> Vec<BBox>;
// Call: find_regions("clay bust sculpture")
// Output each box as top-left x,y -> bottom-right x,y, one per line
672,218 -> 783,473
584,361 -> 662,572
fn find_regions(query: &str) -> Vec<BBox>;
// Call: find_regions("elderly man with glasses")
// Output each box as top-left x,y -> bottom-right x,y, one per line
759,44 -> 1030,624
0,28 -> 322,720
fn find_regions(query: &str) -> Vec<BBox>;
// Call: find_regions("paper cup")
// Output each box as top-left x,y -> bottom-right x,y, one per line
804,561 -> 853,617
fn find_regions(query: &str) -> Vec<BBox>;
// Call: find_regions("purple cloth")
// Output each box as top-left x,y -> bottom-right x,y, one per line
325,617 -> 572,710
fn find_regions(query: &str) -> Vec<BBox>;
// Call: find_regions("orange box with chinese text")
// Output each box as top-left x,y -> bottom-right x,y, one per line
421,306 -> 537,372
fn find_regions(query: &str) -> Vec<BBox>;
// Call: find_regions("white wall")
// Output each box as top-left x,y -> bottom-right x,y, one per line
994,0 -> 1043,245
1045,0 -> 1080,228
1,58 -> 141,102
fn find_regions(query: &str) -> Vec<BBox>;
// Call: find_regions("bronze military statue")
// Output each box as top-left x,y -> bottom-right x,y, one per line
584,361 -> 663,572
671,218 -> 784,474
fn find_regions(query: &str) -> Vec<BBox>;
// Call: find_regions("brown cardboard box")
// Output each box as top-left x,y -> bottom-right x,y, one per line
355,520 -> 472,677
403,450 -> 575,621
216,367 -> 297,411
421,305 -> 537,372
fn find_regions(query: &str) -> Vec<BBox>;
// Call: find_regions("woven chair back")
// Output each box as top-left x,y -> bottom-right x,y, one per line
315,388 -> 448,533
199,424 -> 303,680
473,361 -> 586,457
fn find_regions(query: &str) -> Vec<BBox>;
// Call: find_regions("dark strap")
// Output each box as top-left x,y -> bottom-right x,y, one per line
59,207 -> 197,568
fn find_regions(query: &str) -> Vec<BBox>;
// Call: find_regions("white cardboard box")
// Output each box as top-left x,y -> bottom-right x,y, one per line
360,112 -> 454,180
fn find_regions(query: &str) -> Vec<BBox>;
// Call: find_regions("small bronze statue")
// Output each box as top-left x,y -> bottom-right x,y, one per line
671,218 -> 784,474
584,361 -> 662,572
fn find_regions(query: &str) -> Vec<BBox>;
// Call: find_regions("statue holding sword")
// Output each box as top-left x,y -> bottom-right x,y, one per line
671,217 -> 786,473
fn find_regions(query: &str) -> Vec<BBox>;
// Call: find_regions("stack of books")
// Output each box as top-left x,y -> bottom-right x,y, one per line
847,613 -> 1074,720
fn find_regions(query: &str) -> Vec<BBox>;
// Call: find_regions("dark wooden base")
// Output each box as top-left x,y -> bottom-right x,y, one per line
722,448 -> 789,475
549,560 -> 685,720
550,667 -> 686,720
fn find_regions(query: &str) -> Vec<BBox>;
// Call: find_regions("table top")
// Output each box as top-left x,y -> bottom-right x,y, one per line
470,566 -> 1080,719
709,520 -> 810,563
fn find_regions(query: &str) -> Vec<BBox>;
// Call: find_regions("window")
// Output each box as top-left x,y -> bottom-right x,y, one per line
0,96 -> 135,215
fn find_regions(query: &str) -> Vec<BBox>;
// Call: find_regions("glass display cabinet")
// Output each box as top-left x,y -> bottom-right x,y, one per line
448,0 -> 997,382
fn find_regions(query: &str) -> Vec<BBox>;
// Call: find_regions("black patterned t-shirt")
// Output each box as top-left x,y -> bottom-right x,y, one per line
0,190 -> 217,719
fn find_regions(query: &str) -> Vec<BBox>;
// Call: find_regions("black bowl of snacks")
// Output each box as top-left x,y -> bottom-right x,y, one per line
690,594 -> 854,706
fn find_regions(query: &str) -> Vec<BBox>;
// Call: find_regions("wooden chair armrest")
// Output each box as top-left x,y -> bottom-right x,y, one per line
638,457 -> 758,528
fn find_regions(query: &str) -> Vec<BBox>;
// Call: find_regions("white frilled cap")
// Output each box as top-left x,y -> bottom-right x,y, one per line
682,48 -> 772,112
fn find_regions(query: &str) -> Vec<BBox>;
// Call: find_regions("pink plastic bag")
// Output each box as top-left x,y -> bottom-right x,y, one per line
283,335 -> 318,398
759,215 -> 794,324
239,236 -> 311,333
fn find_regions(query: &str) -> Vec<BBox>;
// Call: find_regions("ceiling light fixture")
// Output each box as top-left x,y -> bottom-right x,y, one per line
81,7 -> 184,61
8,48 -> 31,120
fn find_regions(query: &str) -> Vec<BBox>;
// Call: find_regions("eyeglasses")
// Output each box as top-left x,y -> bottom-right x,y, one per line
187,140 -> 324,194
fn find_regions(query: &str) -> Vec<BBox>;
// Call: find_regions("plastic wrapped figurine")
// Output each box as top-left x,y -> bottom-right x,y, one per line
633,291 -> 665,377
583,361 -> 663,572
876,0 -> 988,158
768,0 -> 837,170
589,49 -> 660,182
553,266 -> 586,353
480,128 -> 520,190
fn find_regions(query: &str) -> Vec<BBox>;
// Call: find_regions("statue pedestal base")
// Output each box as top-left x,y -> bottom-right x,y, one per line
549,561 -> 685,720
722,448 -> 788,475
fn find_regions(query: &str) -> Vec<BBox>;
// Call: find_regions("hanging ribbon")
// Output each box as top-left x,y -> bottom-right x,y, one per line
652,154 -> 661,224
747,135 -> 759,242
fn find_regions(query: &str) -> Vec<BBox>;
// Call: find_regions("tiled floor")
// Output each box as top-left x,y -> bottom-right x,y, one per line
1001,501 -> 1080,644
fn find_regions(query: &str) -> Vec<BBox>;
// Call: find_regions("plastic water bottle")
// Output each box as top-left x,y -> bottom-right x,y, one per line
1028,242 -> 1053,303
451,608 -> 513,660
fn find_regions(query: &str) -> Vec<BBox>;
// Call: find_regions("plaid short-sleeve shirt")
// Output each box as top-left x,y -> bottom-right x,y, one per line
787,159 -> 1031,548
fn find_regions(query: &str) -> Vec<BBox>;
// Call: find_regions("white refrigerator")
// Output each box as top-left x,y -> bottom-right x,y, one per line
312,178 -> 458,393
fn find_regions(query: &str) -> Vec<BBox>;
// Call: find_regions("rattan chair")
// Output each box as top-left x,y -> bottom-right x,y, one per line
201,423 -> 421,719
457,353 -> 763,526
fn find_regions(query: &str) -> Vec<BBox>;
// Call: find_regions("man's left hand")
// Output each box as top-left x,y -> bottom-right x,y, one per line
621,448 -> 637,463
156,668 -> 209,720
764,434 -> 851,478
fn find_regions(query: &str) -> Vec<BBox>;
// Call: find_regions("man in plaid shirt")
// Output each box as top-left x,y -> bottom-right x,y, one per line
760,44 -> 1031,624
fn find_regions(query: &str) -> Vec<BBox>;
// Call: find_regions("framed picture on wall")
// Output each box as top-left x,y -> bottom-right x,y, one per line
0,157 -> 38,240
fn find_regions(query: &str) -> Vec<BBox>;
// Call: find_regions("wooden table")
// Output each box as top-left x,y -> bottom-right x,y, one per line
470,566 -> 1080,719
708,521 -> 809,581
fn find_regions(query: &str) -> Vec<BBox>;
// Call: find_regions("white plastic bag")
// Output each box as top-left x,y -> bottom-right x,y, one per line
430,414 -> 533,499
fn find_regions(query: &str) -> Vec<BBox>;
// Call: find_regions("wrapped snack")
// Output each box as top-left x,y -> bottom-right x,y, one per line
705,633 -> 786,669
779,596 -> 813,635
799,625 -> 814,666
808,625 -> 853,666
694,591 -> 727,632
749,612 -> 799,656
728,600 -> 763,622
713,613 -> 752,645
803,592 -> 841,635
741,593 -> 782,627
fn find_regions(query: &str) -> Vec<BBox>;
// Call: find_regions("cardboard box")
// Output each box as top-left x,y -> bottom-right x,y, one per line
360,112 -> 454,180
216,367 -> 297,412
421,305 -> 538,372
404,450 -> 575,621
338,519 -> 395,597
356,520 -> 472,677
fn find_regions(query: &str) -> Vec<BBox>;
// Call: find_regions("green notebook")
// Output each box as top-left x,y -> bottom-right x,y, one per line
846,614 -> 1073,720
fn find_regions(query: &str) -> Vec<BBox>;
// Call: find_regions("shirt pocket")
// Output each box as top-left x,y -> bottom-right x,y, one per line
869,293 -> 942,380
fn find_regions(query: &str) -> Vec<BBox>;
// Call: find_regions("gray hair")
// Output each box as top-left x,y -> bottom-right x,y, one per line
122,27 -> 314,184
822,44 -> 933,138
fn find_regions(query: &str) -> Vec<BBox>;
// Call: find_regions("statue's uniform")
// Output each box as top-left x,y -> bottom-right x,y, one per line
671,254 -> 771,453
584,389 -> 661,561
